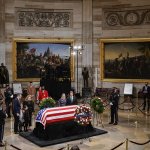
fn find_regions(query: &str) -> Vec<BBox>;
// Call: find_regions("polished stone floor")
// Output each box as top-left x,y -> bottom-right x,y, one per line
1,98 -> 150,150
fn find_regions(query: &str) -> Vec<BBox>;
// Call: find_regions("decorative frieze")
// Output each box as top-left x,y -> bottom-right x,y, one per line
103,6 -> 150,29
16,8 -> 72,28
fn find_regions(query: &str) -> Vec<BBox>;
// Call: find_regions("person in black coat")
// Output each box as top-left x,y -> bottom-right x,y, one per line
66,91 -> 77,105
109,88 -> 120,125
23,105 -> 30,132
4,84 -> 13,118
142,82 -> 150,111
12,93 -> 21,134
0,100 -> 6,147
23,95 -> 34,127
82,67 -> 89,88
0,63 -> 9,88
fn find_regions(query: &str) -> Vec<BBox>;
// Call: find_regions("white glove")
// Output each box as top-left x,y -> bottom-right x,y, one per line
6,113 -> 8,118
16,113 -> 20,116
110,102 -> 113,105
10,95 -> 13,98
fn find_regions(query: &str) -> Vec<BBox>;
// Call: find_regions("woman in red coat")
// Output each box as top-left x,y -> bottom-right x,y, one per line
37,86 -> 48,103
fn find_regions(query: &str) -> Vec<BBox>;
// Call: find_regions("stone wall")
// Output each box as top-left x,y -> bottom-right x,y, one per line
1,0 -> 150,95
4,0 -> 83,91
93,0 -> 150,95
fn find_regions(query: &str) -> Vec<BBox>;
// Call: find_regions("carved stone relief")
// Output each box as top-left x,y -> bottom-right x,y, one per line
103,6 -> 150,29
16,8 -> 72,28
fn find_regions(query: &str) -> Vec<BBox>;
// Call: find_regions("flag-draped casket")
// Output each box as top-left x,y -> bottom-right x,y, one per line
34,105 -> 94,140
35,105 -> 78,128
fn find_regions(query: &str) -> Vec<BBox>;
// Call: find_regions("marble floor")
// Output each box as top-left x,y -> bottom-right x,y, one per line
1,98 -> 150,150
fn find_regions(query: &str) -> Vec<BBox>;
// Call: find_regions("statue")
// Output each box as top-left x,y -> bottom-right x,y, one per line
0,63 -> 9,87
82,67 -> 89,88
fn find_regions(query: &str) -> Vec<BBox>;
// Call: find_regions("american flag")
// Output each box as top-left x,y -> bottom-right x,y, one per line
35,105 -> 78,128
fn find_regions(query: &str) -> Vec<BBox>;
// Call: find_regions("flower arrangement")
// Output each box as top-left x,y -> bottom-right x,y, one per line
39,97 -> 56,109
74,105 -> 92,126
91,97 -> 105,114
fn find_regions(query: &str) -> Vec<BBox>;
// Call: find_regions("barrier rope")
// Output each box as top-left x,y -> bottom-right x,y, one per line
138,107 -> 150,116
118,99 -> 127,105
110,140 -> 126,150
118,98 -> 135,111
118,106 -> 135,111
129,99 -> 150,116
10,144 -> 22,150
129,139 -> 150,145
110,138 -> 150,150
4,141 -> 22,150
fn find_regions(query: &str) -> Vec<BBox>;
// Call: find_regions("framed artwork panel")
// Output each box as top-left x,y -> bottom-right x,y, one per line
100,38 -> 150,82
12,38 -> 74,82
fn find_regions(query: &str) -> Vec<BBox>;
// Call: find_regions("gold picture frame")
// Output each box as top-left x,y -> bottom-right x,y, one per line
100,38 -> 150,82
12,38 -> 74,82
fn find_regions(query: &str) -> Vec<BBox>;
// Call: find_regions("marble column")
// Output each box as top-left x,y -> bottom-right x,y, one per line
82,0 -> 93,89
82,0 -> 93,67
0,0 -> 5,64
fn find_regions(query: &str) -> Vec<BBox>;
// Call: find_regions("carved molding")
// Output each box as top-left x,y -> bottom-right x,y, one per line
16,8 -> 72,28
103,6 -> 150,29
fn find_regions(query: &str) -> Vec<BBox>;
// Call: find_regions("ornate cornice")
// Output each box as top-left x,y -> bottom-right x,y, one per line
16,8 -> 72,28
103,6 -> 150,29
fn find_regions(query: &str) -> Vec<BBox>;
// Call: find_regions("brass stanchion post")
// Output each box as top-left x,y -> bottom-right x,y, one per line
4,141 -> 7,150
126,138 -> 128,150
67,144 -> 69,150
135,93 -> 139,128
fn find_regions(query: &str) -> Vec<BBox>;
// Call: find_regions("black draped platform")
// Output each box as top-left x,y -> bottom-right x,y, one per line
20,121 -> 108,147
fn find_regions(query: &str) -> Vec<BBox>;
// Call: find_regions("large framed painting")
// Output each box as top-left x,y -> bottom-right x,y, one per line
13,38 -> 74,82
100,38 -> 150,82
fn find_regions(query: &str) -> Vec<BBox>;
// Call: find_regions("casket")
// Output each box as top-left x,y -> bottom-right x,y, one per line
33,105 -> 93,140
35,105 -> 78,128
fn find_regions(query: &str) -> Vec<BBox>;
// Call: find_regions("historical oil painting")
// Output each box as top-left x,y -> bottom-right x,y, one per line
100,38 -> 150,82
13,39 -> 74,82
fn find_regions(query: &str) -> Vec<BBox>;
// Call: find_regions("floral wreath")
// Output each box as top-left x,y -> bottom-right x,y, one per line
39,97 -> 56,109
91,97 -> 105,114
74,105 -> 92,126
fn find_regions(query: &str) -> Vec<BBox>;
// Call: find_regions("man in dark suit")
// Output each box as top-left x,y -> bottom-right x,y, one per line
0,63 -> 9,88
109,87 -> 120,125
0,100 -> 6,147
66,91 -> 77,105
4,84 -> 13,118
12,93 -> 21,134
142,82 -> 150,111
82,67 -> 89,88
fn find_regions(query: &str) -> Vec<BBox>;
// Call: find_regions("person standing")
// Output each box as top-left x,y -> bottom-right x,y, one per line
23,105 -> 30,132
27,82 -> 36,102
23,95 -> 34,127
142,82 -> 150,111
0,63 -> 9,88
0,89 -> 4,101
4,84 -> 13,118
0,100 -> 6,147
109,88 -> 120,125
66,91 -> 77,105
58,93 -> 67,106
82,67 -> 89,88
37,86 -> 48,103
12,93 -> 21,134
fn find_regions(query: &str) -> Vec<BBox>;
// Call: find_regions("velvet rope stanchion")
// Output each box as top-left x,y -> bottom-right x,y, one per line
132,97 -> 150,117
4,141 -> 7,150
138,108 -> 150,116
118,96 -> 135,111
110,138 -> 150,150
4,140 -> 22,150
110,139 -> 126,150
